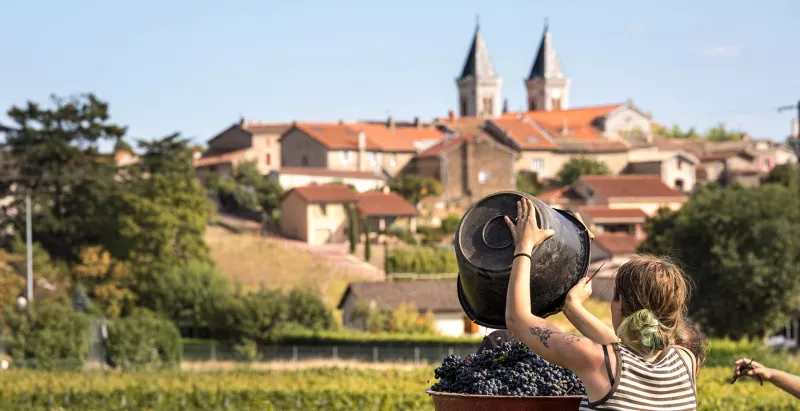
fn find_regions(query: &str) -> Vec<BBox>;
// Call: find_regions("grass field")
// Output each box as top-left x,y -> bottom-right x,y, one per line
205,225 -> 377,307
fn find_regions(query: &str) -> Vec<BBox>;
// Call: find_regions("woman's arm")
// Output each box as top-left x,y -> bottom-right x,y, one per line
503,198 -> 602,374
735,359 -> 800,399
563,279 -> 619,344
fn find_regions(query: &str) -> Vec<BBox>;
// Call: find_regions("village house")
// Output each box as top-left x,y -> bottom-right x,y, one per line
337,280 -> 486,337
267,167 -> 386,193
576,205 -> 647,239
194,120 -> 289,179
279,122 -> 443,178
540,175 -> 687,215
623,150 -> 698,192
279,184 -> 417,245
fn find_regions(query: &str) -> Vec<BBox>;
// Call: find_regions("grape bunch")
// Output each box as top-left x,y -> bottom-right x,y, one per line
430,342 -> 586,397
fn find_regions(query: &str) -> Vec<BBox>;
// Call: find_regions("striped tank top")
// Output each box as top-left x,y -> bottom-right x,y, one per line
580,343 -> 697,411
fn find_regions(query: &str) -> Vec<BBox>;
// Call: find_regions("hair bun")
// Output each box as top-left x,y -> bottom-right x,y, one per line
619,309 -> 671,353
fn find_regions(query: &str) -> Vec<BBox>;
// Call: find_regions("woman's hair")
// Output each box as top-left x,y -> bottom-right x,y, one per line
614,254 -> 707,361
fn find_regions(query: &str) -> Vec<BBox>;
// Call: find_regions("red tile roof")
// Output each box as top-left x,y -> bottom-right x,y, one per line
337,280 -> 461,312
350,124 -> 426,151
580,175 -> 686,199
556,139 -> 630,153
489,117 -> 558,150
194,148 -> 251,167
290,123 -> 418,152
286,185 -> 359,203
503,104 -> 623,140
416,137 -> 464,158
278,167 -> 385,180
356,192 -> 418,217
593,233 -> 641,256
577,206 -> 648,221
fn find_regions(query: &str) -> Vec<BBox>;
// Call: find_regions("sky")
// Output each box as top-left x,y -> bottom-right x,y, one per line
1,0 -> 799,150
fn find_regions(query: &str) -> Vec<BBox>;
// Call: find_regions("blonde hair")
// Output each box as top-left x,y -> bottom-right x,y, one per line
614,254 -> 705,361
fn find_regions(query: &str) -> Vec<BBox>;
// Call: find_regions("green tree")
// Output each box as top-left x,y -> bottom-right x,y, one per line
639,185 -> 800,339
228,160 -> 284,213
72,246 -> 136,318
0,94 -> 126,262
705,123 -> 743,142
557,157 -> 610,186
348,204 -> 357,254
516,171 -> 544,196
105,308 -> 182,370
763,163 -> 799,191
285,289 -> 334,331
440,215 -> 461,235
364,222 -> 372,262
389,175 -> 442,206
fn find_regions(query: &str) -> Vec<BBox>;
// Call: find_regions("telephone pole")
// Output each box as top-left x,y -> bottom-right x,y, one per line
25,194 -> 33,304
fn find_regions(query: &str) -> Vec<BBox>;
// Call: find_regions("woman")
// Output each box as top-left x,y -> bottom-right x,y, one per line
731,358 -> 800,399
503,198 -> 703,410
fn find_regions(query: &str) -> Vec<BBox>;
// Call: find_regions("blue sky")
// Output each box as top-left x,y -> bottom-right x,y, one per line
1,0 -> 798,149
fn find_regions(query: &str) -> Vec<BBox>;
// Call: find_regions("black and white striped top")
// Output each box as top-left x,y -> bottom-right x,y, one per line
580,343 -> 697,411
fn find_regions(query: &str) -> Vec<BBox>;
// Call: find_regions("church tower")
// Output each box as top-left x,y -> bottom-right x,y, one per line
456,22 -> 502,118
525,22 -> 569,112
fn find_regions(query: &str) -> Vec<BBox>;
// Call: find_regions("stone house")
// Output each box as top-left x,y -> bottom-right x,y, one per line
623,150 -> 699,192
696,151 -> 761,187
540,175 -> 687,216
401,132 -> 517,207
279,122 -> 443,178
576,205 -> 647,239
338,280 -> 486,337
279,185 -> 417,245
194,120 -> 289,180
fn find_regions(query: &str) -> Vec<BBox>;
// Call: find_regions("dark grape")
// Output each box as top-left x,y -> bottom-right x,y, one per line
429,342 -> 586,397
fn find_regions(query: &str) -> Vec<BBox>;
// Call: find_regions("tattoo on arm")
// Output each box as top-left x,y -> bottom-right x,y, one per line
530,327 -> 554,348
529,327 -> 583,348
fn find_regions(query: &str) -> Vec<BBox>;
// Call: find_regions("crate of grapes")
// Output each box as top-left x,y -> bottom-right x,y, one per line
427,342 -> 584,411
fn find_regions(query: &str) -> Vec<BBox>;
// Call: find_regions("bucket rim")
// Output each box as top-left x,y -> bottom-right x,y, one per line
456,206 -> 591,329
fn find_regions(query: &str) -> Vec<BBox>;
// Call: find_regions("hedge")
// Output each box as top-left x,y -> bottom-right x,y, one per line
259,329 -> 482,346
385,246 -> 457,274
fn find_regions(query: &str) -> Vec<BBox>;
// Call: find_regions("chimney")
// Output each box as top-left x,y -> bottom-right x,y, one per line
387,116 -> 395,130
448,110 -> 456,122
792,118 -> 799,137
413,116 -> 421,128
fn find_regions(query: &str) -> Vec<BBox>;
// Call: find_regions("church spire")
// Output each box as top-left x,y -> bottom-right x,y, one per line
456,20 -> 503,118
527,21 -> 564,80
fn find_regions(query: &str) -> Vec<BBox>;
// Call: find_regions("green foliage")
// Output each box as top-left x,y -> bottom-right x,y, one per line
386,246 -> 457,274
232,338 -> 258,362
387,221 -> 409,237
389,174 -> 442,206
364,223 -> 372,262
640,185 -> 800,338
273,328 -> 481,346
355,303 -> 435,334
421,229 -> 445,246
72,246 -> 135,318
235,160 -> 284,214
135,260 -> 231,334
557,157 -> 610,186
105,308 -> 182,370
516,171 -> 544,196
348,204 -> 357,254
654,122 -> 744,142
4,300 -> 90,370
440,215 -> 461,235
113,138 -> 133,153
285,289 -> 334,331
763,163 -> 799,190
0,93 -> 126,262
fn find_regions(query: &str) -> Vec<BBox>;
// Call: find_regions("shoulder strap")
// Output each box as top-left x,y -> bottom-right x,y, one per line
602,344 -> 615,386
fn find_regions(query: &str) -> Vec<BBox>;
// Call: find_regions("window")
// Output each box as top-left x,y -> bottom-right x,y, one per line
342,151 -> 351,162
301,155 -> 309,166
460,98 -> 468,117
320,204 -> 327,216
265,153 -> 271,166
369,152 -> 378,166
482,97 -> 494,116
389,153 -> 397,167
478,170 -> 488,184
530,158 -> 544,173
675,179 -> 685,191
529,98 -> 537,111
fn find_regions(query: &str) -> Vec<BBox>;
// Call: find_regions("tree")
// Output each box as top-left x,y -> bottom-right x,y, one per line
72,246 -> 136,318
285,289 -> 334,331
389,175 -> 442,206
364,222 -> 372,262
639,185 -> 800,339
705,123 -> 744,142
516,171 -> 543,196
557,157 -> 610,186
0,94 -> 127,262
348,204 -> 357,254
763,163 -> 799,191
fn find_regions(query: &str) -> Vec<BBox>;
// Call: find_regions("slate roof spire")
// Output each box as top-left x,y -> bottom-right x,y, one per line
458,19 -> 497,80
528,20 -> 565,80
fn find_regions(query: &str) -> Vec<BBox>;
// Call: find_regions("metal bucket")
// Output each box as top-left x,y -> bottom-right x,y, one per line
455,191 -> 590,329
427,390 -> 583,411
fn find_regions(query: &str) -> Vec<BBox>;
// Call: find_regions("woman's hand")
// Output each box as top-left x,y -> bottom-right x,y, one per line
734,358 -> 774,381
503,198 -> 554,254
566,277 -> 593,307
